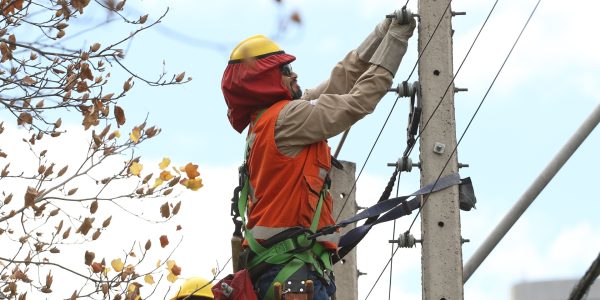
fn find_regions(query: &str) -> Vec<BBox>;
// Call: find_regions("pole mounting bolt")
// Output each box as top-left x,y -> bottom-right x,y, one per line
433,142 -> 446,154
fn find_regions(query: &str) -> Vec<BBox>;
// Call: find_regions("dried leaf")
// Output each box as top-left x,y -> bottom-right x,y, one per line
290,11 -> 302,24
62,227 -> 71,239
159,235 -> 169,248
57,165 -> 68,177
4,193 -> 13,204
56,30 -> 65,39
84,251 -> 95,266
115,0 -> 126,10
139,14 -> 148,24
17,112 -> 33,125
172,201 -> 181,215
24,186 -> 37,207
160,202 -> 170,218
49,247 -> 60,253
102,216 -> 112,228
89,200 -> 98,214
67,188 -> 78,196
114,106 -> 125,126
91,262 -> 103,273
90,43 -> 101,52
182,163 -> 200,179
76,217 -> 94,235
92,229 -> 101,240
175,72 -> 185,82
144,239 -> 151,250
123,77 -> 133,92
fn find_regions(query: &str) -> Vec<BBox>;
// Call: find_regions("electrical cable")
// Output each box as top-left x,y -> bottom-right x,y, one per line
363,0 -> 540,295
387,172 -> 402,300
405,0 -> 454,81
334,93 -> 403,222
407,0 -> 542,232
405,0 -> 500,159
365,246 -> 401,300
334,2 -> 456,222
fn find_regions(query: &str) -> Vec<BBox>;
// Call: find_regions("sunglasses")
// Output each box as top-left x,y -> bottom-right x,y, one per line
280,64 -> 293,77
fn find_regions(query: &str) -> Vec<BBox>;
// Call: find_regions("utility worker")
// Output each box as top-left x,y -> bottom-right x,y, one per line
171,277 -> 215,300
222,12 -> 416,300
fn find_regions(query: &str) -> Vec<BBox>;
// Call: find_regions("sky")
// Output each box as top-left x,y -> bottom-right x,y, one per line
2,0 -> 600,299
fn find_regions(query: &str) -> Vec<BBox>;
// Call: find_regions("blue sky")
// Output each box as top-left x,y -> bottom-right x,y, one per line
3,0 -> 600,299
94,0 -> 600,299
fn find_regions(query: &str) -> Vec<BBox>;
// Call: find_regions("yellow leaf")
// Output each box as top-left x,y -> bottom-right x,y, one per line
159,157 -> 170,170
129,162 -> 143,176
156,260 -> 161,268
159,171 -> 173,181
167,272 -> 177,283
166,260 -> 176,270
144,274 -> 155,285
130,128 -> 141,143
181,178 -> 203,191
152,178 -> 163,189
111,258 -> 124,272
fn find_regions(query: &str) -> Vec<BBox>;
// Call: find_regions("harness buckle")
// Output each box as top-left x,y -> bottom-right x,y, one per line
291,230 -> 316,254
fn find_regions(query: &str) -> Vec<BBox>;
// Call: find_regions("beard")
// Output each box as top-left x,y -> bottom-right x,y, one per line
291,87 -> 303,100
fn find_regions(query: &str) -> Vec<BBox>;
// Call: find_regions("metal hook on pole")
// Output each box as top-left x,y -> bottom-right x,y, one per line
386,8 -> 420,24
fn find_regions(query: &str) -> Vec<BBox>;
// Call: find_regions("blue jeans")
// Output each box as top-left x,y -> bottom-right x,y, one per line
254,265 -> 336,300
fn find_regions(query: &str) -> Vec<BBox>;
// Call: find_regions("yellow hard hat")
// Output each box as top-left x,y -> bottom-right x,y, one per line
171,277 -> 214,300
229,34 -> 284,61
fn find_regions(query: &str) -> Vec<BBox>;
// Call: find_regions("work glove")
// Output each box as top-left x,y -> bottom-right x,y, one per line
369,16 -> 416,76
356,16 -> 392,62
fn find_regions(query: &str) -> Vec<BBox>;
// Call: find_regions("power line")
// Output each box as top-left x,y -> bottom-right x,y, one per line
334,93 -> 403,222
408,0 -> 542,232
405,0 -> 499,158
365,246 -> 401,300
334,2 -> 455,222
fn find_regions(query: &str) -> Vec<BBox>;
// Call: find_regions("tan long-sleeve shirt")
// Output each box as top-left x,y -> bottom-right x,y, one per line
275,50 -> 394,156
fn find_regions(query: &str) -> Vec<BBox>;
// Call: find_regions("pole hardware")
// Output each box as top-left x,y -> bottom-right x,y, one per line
452,11 -> 467,16
454,87 -> 468,93
388,80 -> 418,97
389,232 -> 421,248
461,237 -> 470,244
386,8 -> 419,24
357,270 -> 367,277
433,142 -> 446,154
458,163 -> 469,168
387,156 -> 420,172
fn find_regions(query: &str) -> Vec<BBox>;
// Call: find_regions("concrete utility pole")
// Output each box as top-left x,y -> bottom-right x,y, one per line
330,161 -> 358,300
417,1 -> 463,299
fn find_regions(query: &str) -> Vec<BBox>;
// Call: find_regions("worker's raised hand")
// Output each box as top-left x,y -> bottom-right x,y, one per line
356,16 -> 393,62
368,13 -> 415,76
388,16 -> 416,42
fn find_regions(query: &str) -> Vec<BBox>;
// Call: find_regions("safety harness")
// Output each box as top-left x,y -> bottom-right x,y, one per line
231,113 -> 334,300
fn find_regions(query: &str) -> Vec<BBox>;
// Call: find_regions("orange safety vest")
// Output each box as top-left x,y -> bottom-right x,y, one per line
246,100 -> 339,250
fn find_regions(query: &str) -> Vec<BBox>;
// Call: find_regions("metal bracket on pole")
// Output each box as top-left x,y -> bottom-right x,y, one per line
386,8 -> 420,24
389,232 -> 421,248
387,156 -> 420,172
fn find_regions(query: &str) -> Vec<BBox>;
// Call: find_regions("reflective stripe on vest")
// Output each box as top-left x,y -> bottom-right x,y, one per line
249,225 -> 341,244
